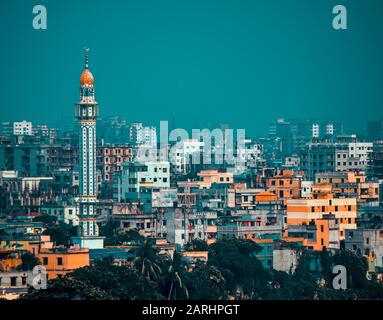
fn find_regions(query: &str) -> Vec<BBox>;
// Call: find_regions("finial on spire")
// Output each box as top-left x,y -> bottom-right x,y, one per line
85,48 -> 89,69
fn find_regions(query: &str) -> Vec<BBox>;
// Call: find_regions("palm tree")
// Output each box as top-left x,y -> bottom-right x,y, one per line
133,240 -> 163,281
166,253 -> 189,300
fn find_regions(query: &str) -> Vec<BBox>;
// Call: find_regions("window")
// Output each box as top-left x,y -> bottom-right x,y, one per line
43,257 -> 48,265
366,237 -> 370,245
57,257 -> 63,266
11,277 -> 17,287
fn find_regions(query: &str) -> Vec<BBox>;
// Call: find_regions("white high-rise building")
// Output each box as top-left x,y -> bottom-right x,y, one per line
170,139 -> 204,174
12,121 -> 33,136
129,122 -> 157,147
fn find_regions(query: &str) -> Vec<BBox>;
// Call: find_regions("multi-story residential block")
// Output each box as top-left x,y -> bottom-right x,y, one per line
2,121 -> 34,136
315,171 -> 379,203
170,139 -> 204,174
301,137 -> 372,180
32,124 -> 58,143
301,181 -> 313,198
0,271 -> 31,299
266,170 -> 304,205
40,204 -> 79,226
120,161 -> 170,201
268,118 -> 342,160
0,173 -> 54,214
287,192 -> 357,241
156,208 -> 217,249
97,145 -> 133,183
368,141 -> 383,180
217,209 -> 284,241
288,215 -> 340,250
197,169 -> 233,188
129,122 -> 157,148
0,137 -> 79,178
345,229 -> 383,271
38,247 -> 89,279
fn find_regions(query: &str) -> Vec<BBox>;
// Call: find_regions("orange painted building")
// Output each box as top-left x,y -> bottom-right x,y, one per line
287,193 -> 356,241
38,247 -> 89,279
197,169 -> 234,188
315,171 -> 379,203
266,170 -> 304,205
0,248 -> 22,272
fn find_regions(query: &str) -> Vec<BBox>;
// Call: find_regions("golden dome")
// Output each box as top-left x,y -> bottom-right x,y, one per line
80,68 -> 94,85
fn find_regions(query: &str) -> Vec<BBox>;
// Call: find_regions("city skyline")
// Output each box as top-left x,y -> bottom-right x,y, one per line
1,0 -> 383,306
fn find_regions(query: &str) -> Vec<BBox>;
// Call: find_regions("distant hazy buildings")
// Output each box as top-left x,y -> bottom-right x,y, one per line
1,121 -> 33,136
268,118 -> 343,160
300,135 -> 372,180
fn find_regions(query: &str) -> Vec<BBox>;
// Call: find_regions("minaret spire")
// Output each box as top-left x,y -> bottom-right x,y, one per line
85,48 -> 89,69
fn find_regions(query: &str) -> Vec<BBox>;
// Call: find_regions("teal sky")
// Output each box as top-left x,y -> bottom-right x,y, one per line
0,0 -> 382,136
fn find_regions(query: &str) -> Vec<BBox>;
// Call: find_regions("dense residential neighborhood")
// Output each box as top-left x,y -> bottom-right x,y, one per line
0,50 -> 383,300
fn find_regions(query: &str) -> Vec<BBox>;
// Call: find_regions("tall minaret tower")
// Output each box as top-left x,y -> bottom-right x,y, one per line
72,49 -> 104,249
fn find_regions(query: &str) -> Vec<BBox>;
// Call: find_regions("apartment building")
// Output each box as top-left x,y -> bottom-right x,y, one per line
315,171 -> 379,203
38,247 -> 89,279
120,161 -> 170,200
266,170 -> 304,205
170,139 -> 204,174
197,169 -> 233,188
287,192 -> 357,240
97,145 -> 133,182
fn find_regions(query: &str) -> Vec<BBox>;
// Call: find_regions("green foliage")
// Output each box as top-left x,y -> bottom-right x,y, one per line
70,258 -> 162,299
42,222 -> 77,246
99,220 -> 119,238
208,239 -> 270,299
184,261 -> 226,299
163,253 -> 190,300
22,276 -> 113,300
184,239 -> 209,251
17,252 -> 41,271
133,240 -> 163,281
33,214 -> 57,225
20,238 -> 383,300
104,228 -> 144,246
332,249 -> 368,290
